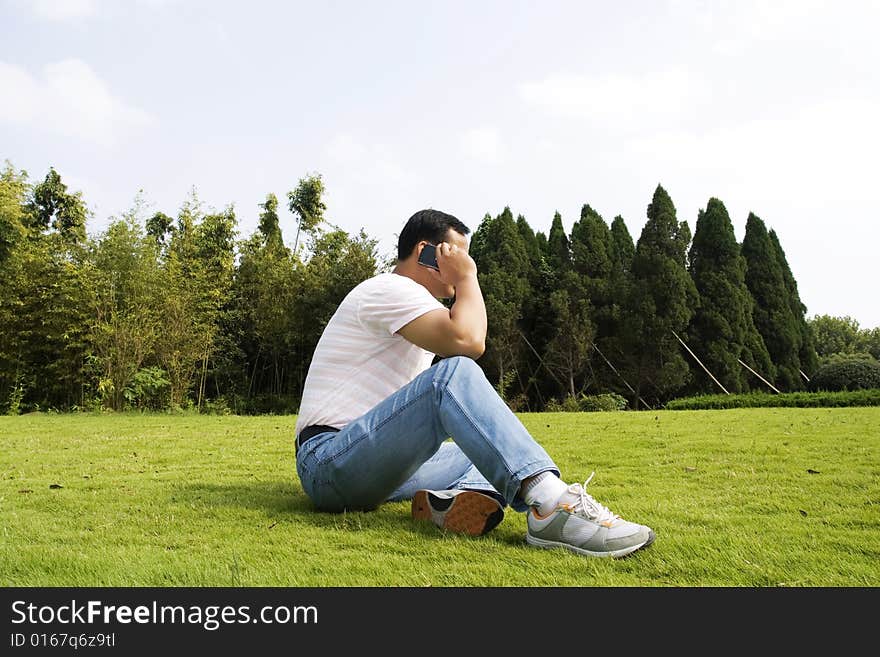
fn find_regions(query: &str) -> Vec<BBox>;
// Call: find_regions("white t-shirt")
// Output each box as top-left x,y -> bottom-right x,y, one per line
294,272 -> 445,437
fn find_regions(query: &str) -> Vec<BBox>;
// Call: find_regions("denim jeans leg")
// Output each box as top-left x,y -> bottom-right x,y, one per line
296,356 -> 558,512
386,441 -> 505,507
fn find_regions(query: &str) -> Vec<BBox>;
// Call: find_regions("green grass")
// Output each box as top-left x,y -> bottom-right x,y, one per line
1,409 -> 878,586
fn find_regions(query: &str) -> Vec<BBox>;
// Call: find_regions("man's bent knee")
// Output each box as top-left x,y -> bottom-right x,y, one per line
436,355 -> 484,380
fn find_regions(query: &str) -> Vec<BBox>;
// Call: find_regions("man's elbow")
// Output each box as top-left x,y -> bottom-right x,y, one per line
462,338 -> 485,360
445,335 -> 484,360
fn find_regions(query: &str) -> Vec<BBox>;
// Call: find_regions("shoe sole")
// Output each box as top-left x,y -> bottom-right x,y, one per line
525,529 -> 656,559
412,490 -> 504,536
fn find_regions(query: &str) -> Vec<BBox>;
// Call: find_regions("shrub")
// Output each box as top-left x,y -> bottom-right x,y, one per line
544,395 -> 582,412
123,367 -> 171,410
200,397 -> 232,415
818,352 -> 876,367
666,389 -> 880,410
578,392 -> 629,412
809,358 -> 880,392
505,393 -> 530,412
5,380 -> 25,416
544,393 -> 628,412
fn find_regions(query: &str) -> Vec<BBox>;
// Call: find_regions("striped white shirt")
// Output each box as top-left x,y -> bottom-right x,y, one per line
294,272 -> 445,437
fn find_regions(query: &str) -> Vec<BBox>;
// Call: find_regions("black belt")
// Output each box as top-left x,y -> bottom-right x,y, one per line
296,424 -> 340,453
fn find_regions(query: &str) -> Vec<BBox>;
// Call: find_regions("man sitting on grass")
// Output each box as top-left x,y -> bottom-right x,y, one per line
293,209 -> 655,558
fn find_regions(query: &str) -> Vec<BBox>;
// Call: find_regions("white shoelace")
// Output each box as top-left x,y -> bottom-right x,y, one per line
566,472 -> 619,524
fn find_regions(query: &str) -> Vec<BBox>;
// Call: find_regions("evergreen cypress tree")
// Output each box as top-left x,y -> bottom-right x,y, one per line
537,207 -> 597,401
545,211 -> 571,275
626,184 -> 697,405
543,274 -> 594,400
571,204 -> 613,281
569,204 -> 615,390
468,212 -> 493,264
516,214 -> 553,409
609,215 -> 635,277
608,215 -> 636,347
469,207 -> 531,401
769,229 -> 819,379
599,215 -> 638,400
535,231 -> 548,258
570,205 -> 612,306
687,198 -> 774,394
741,213 -> 801,390
517,214 -> 543,272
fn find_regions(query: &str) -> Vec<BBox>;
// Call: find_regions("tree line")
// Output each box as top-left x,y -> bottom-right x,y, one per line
0,161 -> 378,414
469,187 -> 821,410
0,160 -> 868,414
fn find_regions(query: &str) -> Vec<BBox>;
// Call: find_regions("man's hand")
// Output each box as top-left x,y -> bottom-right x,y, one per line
428,241 -> 477,287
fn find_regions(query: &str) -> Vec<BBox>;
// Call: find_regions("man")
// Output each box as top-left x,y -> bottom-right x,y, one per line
294,209 -> 655,558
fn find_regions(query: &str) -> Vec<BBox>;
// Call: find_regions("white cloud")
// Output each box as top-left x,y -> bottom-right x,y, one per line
712,38 -> 748,57
30,0 -> 98,21
20,0 -> 182,21
700,0 -> 834,41
623,96 -> 880,204
136,0 -> 181,7
0,62 -> 40,122
317,133 -> 427,255
0,59 -> 155,147
690,0 -> 880,57
518,70 -> 697,130
460,127 -> 504,165
326,133 -> 367,163
323,133 -> 418,189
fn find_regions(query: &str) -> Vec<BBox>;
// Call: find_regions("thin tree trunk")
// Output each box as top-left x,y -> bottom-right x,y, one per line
248,347 -> 262,398
292,220 -> 302,255
198,342 -> 209,411
498,361 -> 505,399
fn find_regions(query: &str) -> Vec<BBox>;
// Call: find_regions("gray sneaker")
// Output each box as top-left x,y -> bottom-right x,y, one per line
412,489 -> 505,536
526,473 -> 655,558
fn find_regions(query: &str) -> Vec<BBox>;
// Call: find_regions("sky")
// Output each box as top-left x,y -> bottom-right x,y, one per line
2,0 -> 878,328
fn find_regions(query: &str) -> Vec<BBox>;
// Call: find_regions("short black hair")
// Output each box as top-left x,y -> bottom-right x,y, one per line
397,209 -> 470,260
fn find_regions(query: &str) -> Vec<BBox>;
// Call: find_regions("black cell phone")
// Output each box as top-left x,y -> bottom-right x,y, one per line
417,243 -> 439,270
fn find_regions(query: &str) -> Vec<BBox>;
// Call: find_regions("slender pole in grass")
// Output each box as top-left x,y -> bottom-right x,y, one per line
738,358 -> 781,394
672,330 -> 730,395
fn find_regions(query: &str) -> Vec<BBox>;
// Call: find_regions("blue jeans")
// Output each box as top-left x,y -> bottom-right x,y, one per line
295,356 -> 559,513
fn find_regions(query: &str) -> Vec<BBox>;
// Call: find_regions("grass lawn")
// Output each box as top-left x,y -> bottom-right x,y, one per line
1,408 -> 878,586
